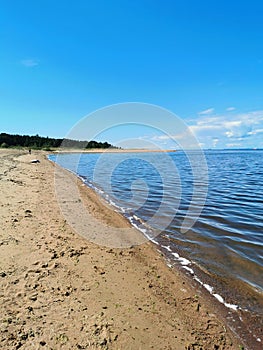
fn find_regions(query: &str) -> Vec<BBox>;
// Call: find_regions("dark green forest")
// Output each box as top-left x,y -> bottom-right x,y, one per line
0,133 -> 113,150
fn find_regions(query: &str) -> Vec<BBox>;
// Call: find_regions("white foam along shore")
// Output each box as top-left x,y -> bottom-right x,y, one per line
49,154 -> 240,314
161,244 -> 239,311
2,149 -> 247,349
45,151 -> 263,348
73,162 -> 241,313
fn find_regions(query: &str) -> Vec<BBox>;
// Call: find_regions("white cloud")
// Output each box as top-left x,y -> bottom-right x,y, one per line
212,138 -> 219,147
226,107 -> 236,111
224,120 -> 242,128
189,124 -> 221,134
198,142 -> 206,148
188,110 -> 263,149
198,108 -> 215,115
21,59 -> 39,67
152,134 -> 170,141
226,143 -> 242,148
135,110 -> 263,150
248,128 -> 263,135
225,131 -> 234,138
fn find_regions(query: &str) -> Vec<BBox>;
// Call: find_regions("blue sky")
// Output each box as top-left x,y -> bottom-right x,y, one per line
1,0 -> 263,149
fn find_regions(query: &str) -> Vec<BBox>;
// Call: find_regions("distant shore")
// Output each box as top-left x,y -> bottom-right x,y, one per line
0,148 -> 246,350
53,148 -> 177,153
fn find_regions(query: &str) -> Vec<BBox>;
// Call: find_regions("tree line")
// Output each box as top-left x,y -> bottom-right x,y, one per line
0,133 -> 113,150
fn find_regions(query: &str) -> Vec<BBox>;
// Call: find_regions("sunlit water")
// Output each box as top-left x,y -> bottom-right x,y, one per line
50,150 -> 263,323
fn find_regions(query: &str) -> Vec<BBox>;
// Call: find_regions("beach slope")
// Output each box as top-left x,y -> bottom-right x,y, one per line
0,149 -> 242,349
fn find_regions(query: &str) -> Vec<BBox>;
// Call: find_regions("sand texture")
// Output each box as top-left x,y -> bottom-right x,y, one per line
0,149 -> 243,349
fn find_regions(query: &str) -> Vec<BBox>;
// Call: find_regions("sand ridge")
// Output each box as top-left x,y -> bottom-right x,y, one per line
0,149 -> 243,349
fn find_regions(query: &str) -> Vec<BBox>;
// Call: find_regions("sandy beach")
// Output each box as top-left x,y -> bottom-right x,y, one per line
0,149 -> 245,349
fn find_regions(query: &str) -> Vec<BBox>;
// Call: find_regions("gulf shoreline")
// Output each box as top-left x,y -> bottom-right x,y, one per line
0,148 -> 256,349
53,147 -> 177,154
50,150 -> 263,349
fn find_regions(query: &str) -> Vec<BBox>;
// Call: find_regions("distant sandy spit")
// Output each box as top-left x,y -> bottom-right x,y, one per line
0,148 -> 243,350
53,148 -> 177,153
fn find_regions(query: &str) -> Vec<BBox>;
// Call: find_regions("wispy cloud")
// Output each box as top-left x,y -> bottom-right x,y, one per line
226,107 -> 236,111
20,58 -> 39,67
198,108 -> 215,115
130,110 -> 263,150
212,138 -> 219,147
188,110 -> 263,148
226,142 -> 242,148
189,123 -> 222,134
247,128 -> 263,135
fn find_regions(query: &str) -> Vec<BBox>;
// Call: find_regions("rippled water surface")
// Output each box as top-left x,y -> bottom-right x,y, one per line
50,150 -> 263,318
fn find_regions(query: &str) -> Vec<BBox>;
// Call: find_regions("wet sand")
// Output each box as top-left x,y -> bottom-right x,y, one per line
0,149 -> 246,349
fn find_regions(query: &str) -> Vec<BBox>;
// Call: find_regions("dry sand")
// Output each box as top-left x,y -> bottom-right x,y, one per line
0,149 -> 244,349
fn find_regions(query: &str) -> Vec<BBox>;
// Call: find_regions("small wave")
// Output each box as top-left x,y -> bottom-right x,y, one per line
49,150 -> 263,336
160,245 -> 239,311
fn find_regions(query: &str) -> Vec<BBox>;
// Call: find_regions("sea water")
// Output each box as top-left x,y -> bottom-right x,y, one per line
49,150 -> 263,342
